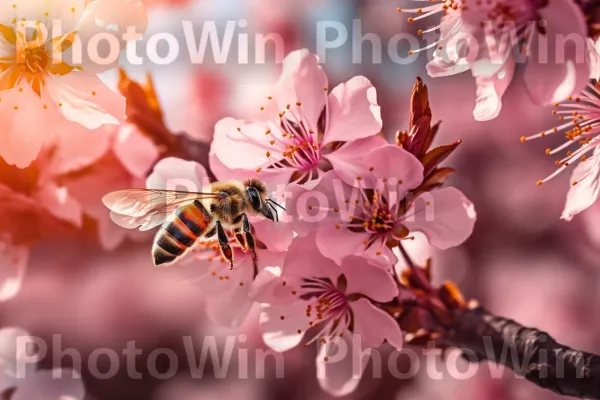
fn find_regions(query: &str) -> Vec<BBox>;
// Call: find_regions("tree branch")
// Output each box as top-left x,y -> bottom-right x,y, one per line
443,306 -> 600,399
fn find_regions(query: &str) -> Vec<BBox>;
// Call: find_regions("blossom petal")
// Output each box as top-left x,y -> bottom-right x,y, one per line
251,266 -> 296,304
210,118 -> 296,191
0,1 -> 85,30
0,85 -> 57,168
402,187 -> 476,249
341,257 -> 398,302
473,55 -> 515,121
49,123 -> 111,175
73,0 -> 147,72
316,226 -> 397,267
562,148 -> 600,221
0,244 -> 27,302
426,15 -> 474,77
114,124 -> 159,179
588,39 -> 600,80
36,183 -> 82,228
524,0 -> 589,104
315,226 -> 370,266
328,143 -> 424,191
323,76 -> 382,144
284,235 -> 340,281
260,301 -> 307,352
210,117 -> 272,172
324,135 -> 387,185
284,172 -> 356,234
146,157 -> 209,192
280,182 -> 315,235
360,145 -> 424,190
12,369 -> 85,400
205,275 -> 254,329
251,218 -> 293,253
96,214 -> 129,251
427,53 -> 471,77
316,334 -> 368,397
78,0 -> 148,35
351,298 -> 403,350
273,49 -> 328,131
45,73 -> 125,129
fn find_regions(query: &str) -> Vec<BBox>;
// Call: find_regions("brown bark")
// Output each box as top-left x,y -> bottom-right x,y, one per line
443,306 -> 600,399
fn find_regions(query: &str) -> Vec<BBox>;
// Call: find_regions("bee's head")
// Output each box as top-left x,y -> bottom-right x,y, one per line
243,178 -> 284,222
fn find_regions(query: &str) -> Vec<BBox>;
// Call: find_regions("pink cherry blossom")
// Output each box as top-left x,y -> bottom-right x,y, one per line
0,0 -> 148,168
0,144 -> 96,301
0,119 -> 158,300
64,123 -> 159,250
255,235 -> 403,397
144,157 -> 293,328
400,0 -> 591,121
285,145 -> 476,265
0,327 -> 86,399
522,81 -> 600,220
210,49 -> 385,191
0,135 -> 104,300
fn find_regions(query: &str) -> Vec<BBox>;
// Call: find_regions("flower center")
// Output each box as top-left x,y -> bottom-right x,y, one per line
399,0 -> 538,56
400,0 -> 535,23
238,92 -> 330,184
0,9 -> 80,96
278,115 -> 323,171
18,43 -> 50,74
283,276 -> 351,343
471,0 -> 536,24
522,83 -> 600,186
340,183 -> 405,254
355,191 -> 395,234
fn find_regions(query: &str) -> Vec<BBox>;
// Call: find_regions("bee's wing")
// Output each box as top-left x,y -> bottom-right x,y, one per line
102,189 -> 220,231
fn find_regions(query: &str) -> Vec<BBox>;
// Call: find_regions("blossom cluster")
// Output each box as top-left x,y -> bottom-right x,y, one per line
0,29 -> 480,392
141,49 -> 476,395
8,0 -> 600,394
398,0 -> 600,221
399,0 -> 600,121
0,0 -> 155,303
3,0 -> 600,397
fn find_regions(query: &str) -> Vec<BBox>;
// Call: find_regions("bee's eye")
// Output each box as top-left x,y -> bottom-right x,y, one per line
246,187 -> 262,210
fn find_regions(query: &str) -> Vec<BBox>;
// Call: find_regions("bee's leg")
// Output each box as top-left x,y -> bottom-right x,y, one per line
240,213 -> 257,261
234,229 -> 248,250
232,214 -> 248,250
216,221 -> 234,270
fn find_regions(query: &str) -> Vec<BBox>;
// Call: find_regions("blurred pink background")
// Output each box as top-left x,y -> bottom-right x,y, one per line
2,0 -> 600,399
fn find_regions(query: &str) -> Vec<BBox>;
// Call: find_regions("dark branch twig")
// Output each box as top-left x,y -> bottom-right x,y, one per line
443,306 -> 600,399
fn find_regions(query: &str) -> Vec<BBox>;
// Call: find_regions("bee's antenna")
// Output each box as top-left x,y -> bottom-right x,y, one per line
268,202 -> 279,222
267,198 -> 285,211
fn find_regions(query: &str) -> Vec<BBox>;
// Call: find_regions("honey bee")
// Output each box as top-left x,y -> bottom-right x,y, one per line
102,178 -> 284,269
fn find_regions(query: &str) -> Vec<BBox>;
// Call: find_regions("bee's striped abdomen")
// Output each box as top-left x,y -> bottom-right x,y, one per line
152,200 -> 212,266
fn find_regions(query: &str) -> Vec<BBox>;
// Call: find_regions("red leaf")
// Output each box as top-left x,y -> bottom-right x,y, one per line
417,167 -> 456,193
422,140 -> 462,176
